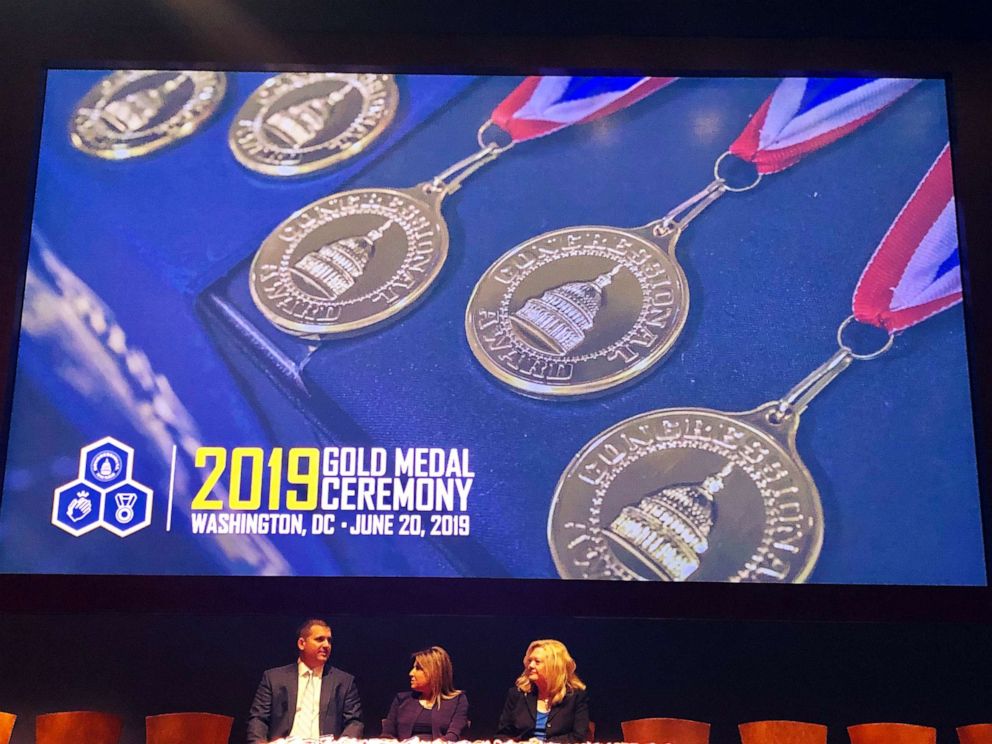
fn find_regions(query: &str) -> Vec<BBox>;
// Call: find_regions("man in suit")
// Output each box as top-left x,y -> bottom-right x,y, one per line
247,618 -> 364,743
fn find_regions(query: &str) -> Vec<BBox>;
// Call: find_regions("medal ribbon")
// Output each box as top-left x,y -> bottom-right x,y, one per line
729,77 -> 921,174
492,76 -> 677,142
852,144 -> 960,332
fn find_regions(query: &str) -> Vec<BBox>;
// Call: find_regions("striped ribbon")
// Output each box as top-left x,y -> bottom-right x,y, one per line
729,77 -> 921,175
492,76 -> 677,142
853,144 -> 961,332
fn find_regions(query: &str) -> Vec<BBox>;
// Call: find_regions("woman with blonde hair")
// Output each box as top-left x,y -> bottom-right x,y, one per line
382,646 -> 469,741
496,639 -> 590,742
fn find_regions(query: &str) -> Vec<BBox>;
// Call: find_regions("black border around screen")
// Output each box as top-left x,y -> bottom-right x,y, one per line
1,0 -> 991,622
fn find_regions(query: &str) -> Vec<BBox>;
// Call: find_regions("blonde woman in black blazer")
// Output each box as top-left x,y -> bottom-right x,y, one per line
497,639 -> 589,743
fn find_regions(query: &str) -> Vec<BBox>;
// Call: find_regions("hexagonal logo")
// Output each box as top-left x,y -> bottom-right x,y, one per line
52,479 -> 104,536
80,437 -> 133,490
101,481 -> 153,537
53,436 -> 153,538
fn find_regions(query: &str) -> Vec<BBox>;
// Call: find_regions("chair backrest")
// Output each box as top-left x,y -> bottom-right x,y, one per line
958,724 -> 992,744
739,720 -> 828,744
36,711 -> 123,744
0,712 -> 16,744
848,723 -> 937,744
622,717 -> 710,744
146,712 -> 233,744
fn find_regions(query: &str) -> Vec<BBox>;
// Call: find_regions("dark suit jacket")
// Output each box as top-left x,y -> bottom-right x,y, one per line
382,691 -> 469,741
497,687 -> 590,743
246,663 -> 364,743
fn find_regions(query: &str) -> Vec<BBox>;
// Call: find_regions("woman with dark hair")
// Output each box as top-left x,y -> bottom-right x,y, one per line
497,639 -> 590,743
382,646 -> 469,741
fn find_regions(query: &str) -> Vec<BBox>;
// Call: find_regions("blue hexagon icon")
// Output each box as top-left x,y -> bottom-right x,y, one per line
101,480 -> 153,537
80,437 -> 133,490
52,479 -> 104,537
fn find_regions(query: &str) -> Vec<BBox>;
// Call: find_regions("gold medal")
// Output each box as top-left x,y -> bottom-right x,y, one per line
70,70 -> 226,159
549,404 -> 821,582
250,75 -> 678,338
250,186 -> 447,337
467,157 -> 755,397
251,122 -> 514,338
548,322 -> 893,582
465,223 -> 688,399
468,80 -> 921,398
229,73 -> 399,177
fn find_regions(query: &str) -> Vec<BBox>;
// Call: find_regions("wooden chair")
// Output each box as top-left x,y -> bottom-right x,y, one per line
739,720 -> 828,744
36,711 -> 123,744
958,724 -> 992,744
622,717 -> 710,744
848,723 -> 936,744
0,712 -> 15,744
146,712 -> 234,744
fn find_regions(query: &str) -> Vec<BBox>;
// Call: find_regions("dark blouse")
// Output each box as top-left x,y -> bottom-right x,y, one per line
382,691 -> 470,742
411,706 -> 434,739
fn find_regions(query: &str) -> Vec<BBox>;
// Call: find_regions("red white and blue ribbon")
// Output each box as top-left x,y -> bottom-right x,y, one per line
853,144 -> 960,332
729,77 -> 921,175
492,76 -> 677,142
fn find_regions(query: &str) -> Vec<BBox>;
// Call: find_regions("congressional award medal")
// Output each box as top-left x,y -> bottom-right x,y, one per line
250,76 -> 676,338
70,70 -> 227,159
228,73 -> 399,176
467,77 -> 922,398
549,145 -> 960,582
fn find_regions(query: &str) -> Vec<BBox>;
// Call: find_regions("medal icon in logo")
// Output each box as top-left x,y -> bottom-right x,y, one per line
229,72 -> 399,176
114,492 -> 138,524
70,70 -> 227,159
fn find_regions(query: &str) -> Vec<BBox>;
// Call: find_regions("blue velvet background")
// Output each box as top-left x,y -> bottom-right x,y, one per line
0,72 -> 983,583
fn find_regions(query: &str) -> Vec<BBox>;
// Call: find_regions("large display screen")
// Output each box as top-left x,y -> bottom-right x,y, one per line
0,70 -> 983,583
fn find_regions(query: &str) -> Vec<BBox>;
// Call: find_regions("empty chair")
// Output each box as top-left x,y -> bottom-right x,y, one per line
622,717 -> 710,744
848,723 -> 936,744
958,724 -> 992,744
740,720 -> 827,744
0,712 -> 15,744
146,712 -> 234,744
36,711 -> 123,744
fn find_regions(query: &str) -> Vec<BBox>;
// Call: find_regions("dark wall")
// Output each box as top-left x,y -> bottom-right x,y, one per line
1,611 -> 991,744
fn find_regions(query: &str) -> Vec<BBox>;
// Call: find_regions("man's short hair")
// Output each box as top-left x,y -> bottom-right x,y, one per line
297,618 -> 332,640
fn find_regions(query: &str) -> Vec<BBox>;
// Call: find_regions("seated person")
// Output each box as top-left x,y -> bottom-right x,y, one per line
497,639 -> 590,743
247,618 -> 363,743
382,646 -> 469,741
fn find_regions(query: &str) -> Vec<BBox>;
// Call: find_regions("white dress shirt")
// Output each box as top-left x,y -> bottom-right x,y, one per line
289,660 -> 324,740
